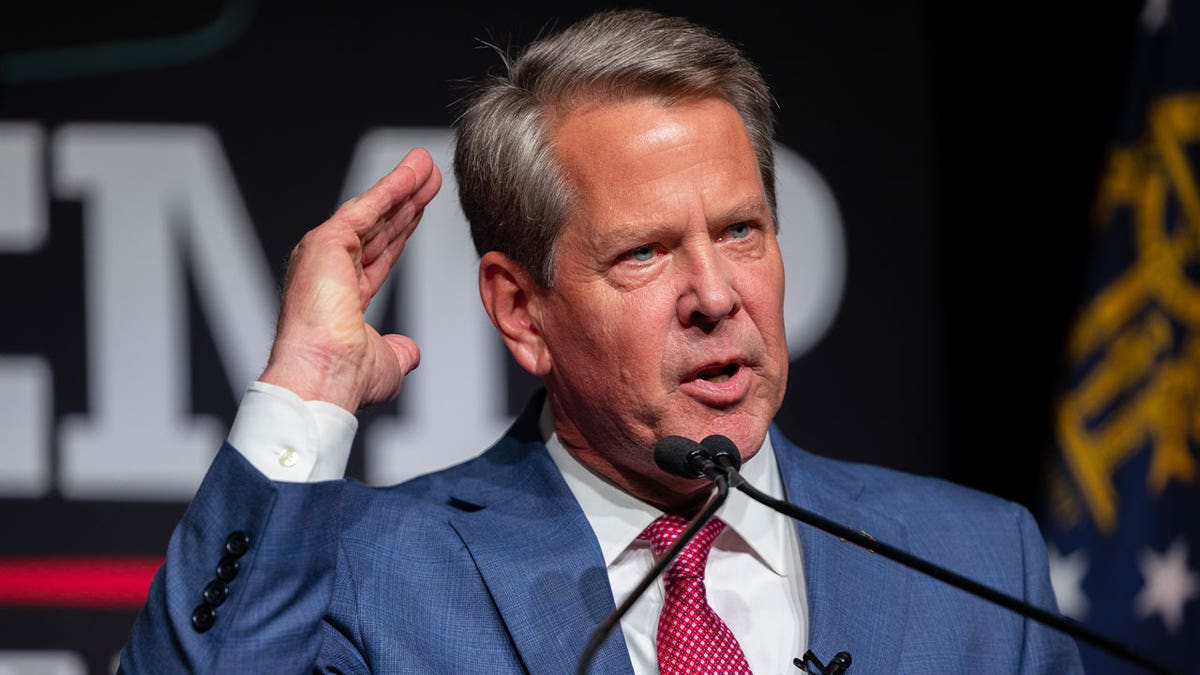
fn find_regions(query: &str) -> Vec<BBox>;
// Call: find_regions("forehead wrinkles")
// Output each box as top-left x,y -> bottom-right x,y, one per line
575,149 -> 748,221
573,152 -> 758,233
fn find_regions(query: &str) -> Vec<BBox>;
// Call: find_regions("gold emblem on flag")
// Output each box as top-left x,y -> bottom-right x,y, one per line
1054,93 -> 1200,535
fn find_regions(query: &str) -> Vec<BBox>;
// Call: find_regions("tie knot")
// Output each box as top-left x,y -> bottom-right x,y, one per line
640,515 -> 726,579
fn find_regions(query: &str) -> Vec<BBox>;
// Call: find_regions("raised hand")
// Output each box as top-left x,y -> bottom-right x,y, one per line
259,147 -> 442,412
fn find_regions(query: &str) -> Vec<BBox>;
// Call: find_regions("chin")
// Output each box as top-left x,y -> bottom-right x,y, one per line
732,427 -> 769,463
703,409 -> 771,450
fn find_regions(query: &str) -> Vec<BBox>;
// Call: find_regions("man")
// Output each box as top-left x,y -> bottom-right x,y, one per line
120,9 -> 1083,674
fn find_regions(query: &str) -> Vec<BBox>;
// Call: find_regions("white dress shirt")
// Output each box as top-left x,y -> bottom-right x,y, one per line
227,382 -> 808,673
227,381 -> 358,482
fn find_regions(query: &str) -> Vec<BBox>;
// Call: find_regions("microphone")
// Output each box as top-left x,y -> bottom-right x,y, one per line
654,434 -> 724,480
696,434 -> 1184,675
795,650 -> 852,674
574,436 -> 731,675
700,433 -> 742,478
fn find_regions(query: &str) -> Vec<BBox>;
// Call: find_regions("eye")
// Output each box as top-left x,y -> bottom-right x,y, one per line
625,244 -> 658,262
727,222 -> 752,239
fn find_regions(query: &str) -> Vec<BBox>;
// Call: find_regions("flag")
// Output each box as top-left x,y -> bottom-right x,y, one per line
1045,2 -> 1200,673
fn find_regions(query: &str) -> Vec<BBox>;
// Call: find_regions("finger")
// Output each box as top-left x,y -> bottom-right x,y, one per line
334,148 -> 435,236
335,167 -> 414,236
359,163 -> 443,269
362,149 -> 437,234
361,208 -> 423,293
368,156 -> 441,242
356,157 -> 442,263
410,160 -> 443,209
361,197 -> 418,267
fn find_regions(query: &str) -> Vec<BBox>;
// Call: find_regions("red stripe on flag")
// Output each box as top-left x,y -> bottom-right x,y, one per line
0,557 -> 164,609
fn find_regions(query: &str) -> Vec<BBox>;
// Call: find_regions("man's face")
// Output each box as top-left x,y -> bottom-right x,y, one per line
537,95 -> 789,506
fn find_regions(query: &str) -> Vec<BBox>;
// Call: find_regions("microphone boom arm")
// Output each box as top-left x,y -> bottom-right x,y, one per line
718,460 -> 1182,675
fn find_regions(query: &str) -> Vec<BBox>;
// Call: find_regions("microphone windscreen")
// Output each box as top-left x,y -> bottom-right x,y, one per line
654,435 -> 707,478
700,434 -> 742,471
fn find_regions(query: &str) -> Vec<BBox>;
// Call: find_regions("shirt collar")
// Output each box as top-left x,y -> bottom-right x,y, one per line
540,401 -> 791,577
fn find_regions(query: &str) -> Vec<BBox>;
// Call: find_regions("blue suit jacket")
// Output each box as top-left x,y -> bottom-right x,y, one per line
120,398 -> 1083,673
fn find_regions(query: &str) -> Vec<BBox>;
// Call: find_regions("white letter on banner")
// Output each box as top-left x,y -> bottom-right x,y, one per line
0,122 -> 47,249
0,123 -> 53,497
54,125 -> 277,499
0,357 -> 52,497
0,650 -> 87,675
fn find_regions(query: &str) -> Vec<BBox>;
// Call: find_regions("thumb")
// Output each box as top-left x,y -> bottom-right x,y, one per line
382,334 -> 421,376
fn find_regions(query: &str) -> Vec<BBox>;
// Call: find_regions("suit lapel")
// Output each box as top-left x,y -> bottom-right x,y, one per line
444,410 -> 912,674
771,428 -> 911,673
445,413 -> 634,675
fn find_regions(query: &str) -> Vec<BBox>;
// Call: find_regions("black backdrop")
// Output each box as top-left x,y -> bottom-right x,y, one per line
0,1 -> 1142,671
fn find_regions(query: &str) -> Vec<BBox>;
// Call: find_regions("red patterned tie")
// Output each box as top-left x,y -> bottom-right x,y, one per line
640,515 -> 753,674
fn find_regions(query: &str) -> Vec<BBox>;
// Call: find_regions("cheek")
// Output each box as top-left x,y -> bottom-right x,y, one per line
745,263 -> 788,346
546,279 -> 680,385
603,291 -> 677,382
605,293 -> 653,341
548,290 -> 656,364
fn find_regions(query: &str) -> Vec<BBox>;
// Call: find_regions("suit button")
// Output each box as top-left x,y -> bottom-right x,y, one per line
191,604 -> 216,633
202,580 -> 229,607
225,531 -> 250,558
215,556 -> 240,582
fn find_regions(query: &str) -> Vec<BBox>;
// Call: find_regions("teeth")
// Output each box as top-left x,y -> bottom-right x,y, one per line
699,365 -> 735,383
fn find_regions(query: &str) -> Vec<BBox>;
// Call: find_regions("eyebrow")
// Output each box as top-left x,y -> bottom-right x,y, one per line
584,197 -> 774,254
603,198 -> 773,238
714,198 -> 772,226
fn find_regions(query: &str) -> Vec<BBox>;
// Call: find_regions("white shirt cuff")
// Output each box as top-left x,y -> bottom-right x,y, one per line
227,381 -> 358,482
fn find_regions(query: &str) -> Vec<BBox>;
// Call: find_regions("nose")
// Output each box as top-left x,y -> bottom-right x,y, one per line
677,244 -> 741,329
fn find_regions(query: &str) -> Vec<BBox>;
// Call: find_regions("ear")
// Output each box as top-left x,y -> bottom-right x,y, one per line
479,251 -> 552,376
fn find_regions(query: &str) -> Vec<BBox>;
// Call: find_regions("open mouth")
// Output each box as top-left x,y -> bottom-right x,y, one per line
694,362 -> 739,383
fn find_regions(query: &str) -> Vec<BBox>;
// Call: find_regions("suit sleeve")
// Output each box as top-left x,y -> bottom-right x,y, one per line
117,443 -> 365,673
1013,504 -> 1085,674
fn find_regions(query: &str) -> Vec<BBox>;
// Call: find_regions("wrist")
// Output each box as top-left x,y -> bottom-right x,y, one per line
259,347 -> 363,411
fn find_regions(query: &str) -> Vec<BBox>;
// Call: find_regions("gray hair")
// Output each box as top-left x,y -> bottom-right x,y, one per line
453,9 -> 778,287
